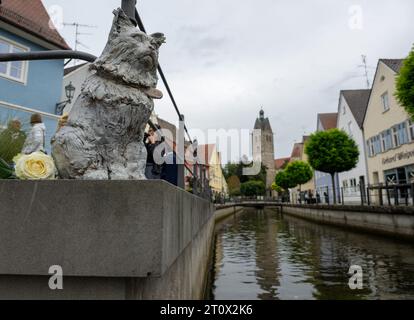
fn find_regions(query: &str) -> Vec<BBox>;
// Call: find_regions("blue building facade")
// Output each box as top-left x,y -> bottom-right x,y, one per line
314,113 -> 341,204
0,0 -> 69,153
314,171 -> 340,204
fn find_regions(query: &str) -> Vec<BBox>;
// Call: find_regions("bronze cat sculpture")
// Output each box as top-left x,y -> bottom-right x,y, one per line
52,8 -> 165,180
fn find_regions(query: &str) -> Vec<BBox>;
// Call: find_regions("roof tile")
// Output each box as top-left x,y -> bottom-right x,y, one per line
341,89 -> 371,128
380,59 -> 404,73
274,157 -> 290,170
318,113 -> 338,130
0,0 -> 69,49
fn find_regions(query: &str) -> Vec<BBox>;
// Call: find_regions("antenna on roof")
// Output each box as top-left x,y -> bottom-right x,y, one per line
359,55 -> 371,89
63,22 -> 97,66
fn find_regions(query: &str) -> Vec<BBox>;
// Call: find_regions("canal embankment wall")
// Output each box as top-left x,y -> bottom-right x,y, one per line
214,205 -> 245,222
0,180 -> 214,299
282,204 -> 414,240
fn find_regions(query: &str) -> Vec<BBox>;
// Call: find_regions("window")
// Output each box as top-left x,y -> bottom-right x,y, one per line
392,126 -> 399,147
392,122 -> 409,147
348,121 -> 353,137
343,104 -> 346,115
367,135 -> 381,157
399,122 -> 409,145
350,178 -> 357,191
381,129 -> 393,151
385,171 -> 397,185
407,165 -> 414,183
367,140 -> 374,157
372,135 -> 382,155
0,38 -> 28,82
381,92 -> 390,112
408,120 -> 414,141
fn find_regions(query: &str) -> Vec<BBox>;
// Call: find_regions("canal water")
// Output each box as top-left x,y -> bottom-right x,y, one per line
207,208 -> 414,300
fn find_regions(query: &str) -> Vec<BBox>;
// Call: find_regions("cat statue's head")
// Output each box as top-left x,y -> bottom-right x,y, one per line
91,8 -> 165,98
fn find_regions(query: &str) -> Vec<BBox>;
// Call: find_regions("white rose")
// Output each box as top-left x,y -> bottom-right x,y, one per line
13,152 -> 56,180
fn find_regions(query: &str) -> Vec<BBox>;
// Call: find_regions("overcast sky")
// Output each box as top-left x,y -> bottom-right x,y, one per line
43,0 -> 414,159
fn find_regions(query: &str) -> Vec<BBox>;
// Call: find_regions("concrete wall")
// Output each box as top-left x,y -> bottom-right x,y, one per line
0,180 -> 214,299
282,204 -> 414,240
214,205 -> 244,222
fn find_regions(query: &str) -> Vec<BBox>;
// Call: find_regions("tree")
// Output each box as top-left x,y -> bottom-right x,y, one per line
0,119 -> 26,164
240,180 -> 266,197
396,46 -> 414,118
227,175 -> 241,196
271,182 -> 283,194
223,161 -> 267,184
275,170 -> 296,190
222,163 -> 240,180
305,129 -> 359,204
284,160 -> 313,191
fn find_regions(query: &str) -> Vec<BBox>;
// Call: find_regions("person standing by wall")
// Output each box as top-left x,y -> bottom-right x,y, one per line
144,124 -> 164,179
21,113 -> 46,155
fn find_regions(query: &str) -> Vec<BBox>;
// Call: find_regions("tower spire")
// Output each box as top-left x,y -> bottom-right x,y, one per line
259,108 -> 264,119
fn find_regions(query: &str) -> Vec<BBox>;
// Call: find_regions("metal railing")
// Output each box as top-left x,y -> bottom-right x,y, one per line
366,183 -> 414,206
286,183 -> 414,207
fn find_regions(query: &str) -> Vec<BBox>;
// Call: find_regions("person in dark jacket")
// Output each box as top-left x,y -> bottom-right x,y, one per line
161,148 -> 178,186
144,125 -> 164,179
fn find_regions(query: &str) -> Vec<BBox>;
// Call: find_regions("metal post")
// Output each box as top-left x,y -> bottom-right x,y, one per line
191,164 -> 196,195
394,186 -> 399,206
386,181 -> 391,206
359,183 -> 364,206
379,185 -> 383,206
176,114 -> 185,189
122,0 -> 138,26
326,186 -> 330,205
341,187 -> 344,205
411,183 -> 414,206
405,186 -> 409,206
367,185 -> 371,206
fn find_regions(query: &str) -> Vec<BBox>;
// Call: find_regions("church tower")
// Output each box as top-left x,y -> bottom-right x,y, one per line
254,109 -> 275,194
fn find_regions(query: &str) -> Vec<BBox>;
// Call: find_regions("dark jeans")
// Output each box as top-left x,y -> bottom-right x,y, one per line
145,164 -> 161,179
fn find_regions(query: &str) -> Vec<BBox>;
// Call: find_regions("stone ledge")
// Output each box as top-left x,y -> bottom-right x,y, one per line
0,180 -> 213,278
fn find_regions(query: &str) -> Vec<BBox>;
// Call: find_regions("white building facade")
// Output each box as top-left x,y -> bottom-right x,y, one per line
337,90 -> 371,204
61,63 -> 91,114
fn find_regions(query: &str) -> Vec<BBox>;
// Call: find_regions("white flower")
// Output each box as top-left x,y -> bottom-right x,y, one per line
13,152 -> 56,180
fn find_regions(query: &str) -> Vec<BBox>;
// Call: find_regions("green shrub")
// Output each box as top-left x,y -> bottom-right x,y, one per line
240,180 -> 266,197
0,119 -> 26,164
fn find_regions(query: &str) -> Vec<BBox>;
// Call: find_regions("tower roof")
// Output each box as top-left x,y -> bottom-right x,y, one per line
254,109 -> 273,132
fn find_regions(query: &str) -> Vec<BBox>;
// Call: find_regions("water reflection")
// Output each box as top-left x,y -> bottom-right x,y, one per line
208,208 -> 414,300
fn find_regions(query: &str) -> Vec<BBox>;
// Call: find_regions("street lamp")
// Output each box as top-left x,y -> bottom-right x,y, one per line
56,82 -> 76,116
65,82 -> 76,101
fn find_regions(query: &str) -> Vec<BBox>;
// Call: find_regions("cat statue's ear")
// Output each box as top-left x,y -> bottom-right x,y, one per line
150,33 -> 166,49
109,8 -> 135,38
